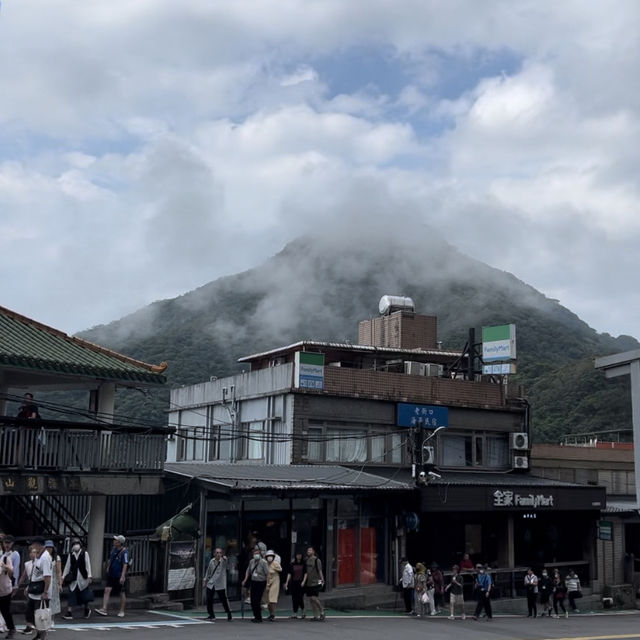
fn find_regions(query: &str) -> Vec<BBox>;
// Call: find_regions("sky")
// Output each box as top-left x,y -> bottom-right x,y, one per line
0,0 -> 639,339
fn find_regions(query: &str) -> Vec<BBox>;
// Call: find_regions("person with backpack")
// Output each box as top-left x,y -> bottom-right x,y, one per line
61,539 -> 93,620
96,535 -> 128,618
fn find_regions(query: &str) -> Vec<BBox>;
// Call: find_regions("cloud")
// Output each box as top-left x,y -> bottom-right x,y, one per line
0,0 -> 638,342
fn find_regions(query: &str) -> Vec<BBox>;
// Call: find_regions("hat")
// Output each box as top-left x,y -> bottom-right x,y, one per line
265,550 -> 275,558
31,536 -> 45,545
44,540 -> 55,548
113,535 -> 126,544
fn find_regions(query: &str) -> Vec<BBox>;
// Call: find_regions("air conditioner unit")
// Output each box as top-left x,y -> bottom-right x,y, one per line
424,363 -> 443,377
510,432 -> 529,450
423,445 -> 435,465
404,361 -> 424,376
513,454 -> 529,470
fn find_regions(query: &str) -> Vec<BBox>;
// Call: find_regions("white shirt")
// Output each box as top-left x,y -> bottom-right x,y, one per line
62,549 -> 93,592
401,563 -> 414,588
28,552 -> 52,601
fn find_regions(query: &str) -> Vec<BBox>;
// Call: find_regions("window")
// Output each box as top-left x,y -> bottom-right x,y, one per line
238,421 -> 268,460
305,422 -> 405,465
440,432 -> 509,469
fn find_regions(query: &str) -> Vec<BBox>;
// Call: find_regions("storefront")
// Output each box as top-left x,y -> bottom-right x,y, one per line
165,462 -> 413,598
413,472 -> 606,588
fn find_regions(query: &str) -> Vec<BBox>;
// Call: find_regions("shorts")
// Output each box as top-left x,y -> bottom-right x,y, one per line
106,575 -> 124,596
305,586 -> 321,598
449,593 -> 464,605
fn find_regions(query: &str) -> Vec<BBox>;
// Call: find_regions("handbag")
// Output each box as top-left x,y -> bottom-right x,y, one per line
27,581 -> 45,596
421,591 -> 429,604
34,601 -> 52,631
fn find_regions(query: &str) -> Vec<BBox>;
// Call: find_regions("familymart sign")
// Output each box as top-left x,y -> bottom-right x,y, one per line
482,324 -> 516,363
294,351 -> 325,390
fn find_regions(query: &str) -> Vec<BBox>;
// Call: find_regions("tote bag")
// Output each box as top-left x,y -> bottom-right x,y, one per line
34,602 -> 52,631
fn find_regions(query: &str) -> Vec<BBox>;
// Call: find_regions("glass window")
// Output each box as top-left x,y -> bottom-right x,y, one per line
390,433 -> 403,464
370,434 -> 386,462
307,427 -> 323,461
485,435 -> 509,467
441,435 -> 472,466
247,421 -> 265,460
326,429 -> 367,463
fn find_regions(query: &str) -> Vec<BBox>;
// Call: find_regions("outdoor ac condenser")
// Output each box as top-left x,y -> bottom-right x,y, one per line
510,432 -> 529,450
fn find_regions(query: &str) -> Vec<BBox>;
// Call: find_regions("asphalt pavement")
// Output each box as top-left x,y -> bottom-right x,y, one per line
15,606 -> 640,640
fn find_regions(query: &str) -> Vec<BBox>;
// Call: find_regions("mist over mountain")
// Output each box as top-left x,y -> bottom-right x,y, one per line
80,230 -> 637,441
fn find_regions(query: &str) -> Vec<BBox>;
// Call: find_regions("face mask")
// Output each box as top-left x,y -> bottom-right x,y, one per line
542,572 -> 547,577
479,569 -> 485,574
253,553 -> 261,560
72,545 -> 81,553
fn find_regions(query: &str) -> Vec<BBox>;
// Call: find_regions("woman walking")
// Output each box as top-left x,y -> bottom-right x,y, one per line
44,541 -> 62,618
264,551 -> 281,621
553,574 -> 568,618
61,539 -> 93,620
413,564 -> 428,618
242,547 -> 268,623
284,552 -> 306,619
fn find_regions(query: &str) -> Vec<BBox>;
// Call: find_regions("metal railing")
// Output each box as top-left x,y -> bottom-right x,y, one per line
103,535 -> 152,577
0,417 -> 170,472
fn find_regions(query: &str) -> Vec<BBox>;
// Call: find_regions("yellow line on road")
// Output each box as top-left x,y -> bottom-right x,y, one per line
541,635 -> 640,640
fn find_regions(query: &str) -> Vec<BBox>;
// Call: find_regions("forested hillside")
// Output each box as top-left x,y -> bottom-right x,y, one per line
79,233 -> 637,441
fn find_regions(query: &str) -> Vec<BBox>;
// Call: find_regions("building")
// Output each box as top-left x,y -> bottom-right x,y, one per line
0,304 -> 169,578
166,298 -> 606,602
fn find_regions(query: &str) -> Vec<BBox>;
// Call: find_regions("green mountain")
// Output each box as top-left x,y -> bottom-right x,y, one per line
79,232 -> 637,441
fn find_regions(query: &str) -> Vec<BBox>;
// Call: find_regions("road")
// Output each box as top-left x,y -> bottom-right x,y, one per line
39,608 -> 640,640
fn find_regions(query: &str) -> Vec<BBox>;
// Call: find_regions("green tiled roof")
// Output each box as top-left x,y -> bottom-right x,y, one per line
0,305 -> 167,385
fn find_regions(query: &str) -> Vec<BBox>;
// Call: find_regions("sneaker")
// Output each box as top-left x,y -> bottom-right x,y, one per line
565,611 -> 569,618
95,609 -> 108,617
574,609 -> 580,613
461,615 -> 466,620
448,615 -> 454,620
471,616 -> 478,621
301,613 -> 306,619
84,609 -> 92,619
20,628 -> 34,635
62,614 -> 73,621
227,614 -> 232,621
204,617 -> 214,621
319,613 -> 325,621
267,615 -> 275,621
117,612 -> 125,618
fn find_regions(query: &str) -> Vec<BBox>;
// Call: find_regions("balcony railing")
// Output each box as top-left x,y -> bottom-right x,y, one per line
0,417 -> 170,473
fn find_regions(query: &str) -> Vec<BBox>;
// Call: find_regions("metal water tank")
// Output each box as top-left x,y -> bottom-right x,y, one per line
379,295 -> 415,315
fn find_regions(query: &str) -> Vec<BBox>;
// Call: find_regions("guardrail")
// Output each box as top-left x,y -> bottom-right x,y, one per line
0,417 -> 170,472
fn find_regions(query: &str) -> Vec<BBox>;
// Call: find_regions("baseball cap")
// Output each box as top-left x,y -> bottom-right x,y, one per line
113,535 -> 126,544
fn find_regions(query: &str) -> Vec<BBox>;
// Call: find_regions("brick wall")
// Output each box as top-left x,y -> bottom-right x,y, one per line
317,366 -> 505,408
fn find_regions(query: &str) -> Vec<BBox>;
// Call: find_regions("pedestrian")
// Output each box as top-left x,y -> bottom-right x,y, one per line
284,551 -> 306,619
0,539 -> 16,638
265,550 -> 281,621
61,539 -> 93,620
2,535 -> 21,598
552,574 -> 568,618
301,547 -> 325,621
23,537 -> 52,640
95,535 -> 128,618
471,564 -> 492,620
459,553 -> 474,572
242,546 -> 268,623
524,567 -> 538,617
565,569 -> 582,612
538,568 -> 553,617
445,564 -> 465,620
44,542 -> 62,618
413,563 -> 428,618
399,557 -> 414,615
203,547 -> 232,622
431,563 -> 444,614
425,569 -> 436,615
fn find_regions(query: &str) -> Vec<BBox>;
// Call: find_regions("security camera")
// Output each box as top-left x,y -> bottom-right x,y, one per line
418,470 -> 426,478
428,471 -> 442,480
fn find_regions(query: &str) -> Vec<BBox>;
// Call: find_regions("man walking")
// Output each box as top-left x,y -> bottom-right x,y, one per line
24,537 -> 52,640
472,564 -> 492,620
301,547 -> 325,621
95,535 -> 128,618
0,536 -> 17,639
242,546 -> 268,623
399,558 -> 414,615
203,548 -> 232,621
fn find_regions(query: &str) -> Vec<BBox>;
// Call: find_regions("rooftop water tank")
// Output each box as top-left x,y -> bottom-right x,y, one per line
379,295 -> 415,316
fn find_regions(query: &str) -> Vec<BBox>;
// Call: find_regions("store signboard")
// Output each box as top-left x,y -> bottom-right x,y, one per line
599,520 -> 613,541
294,351 -> 325,390
482,324 -> 516,362
491,489 -> 554,508
167,540 -> 197,591
397,403 -> 449,428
